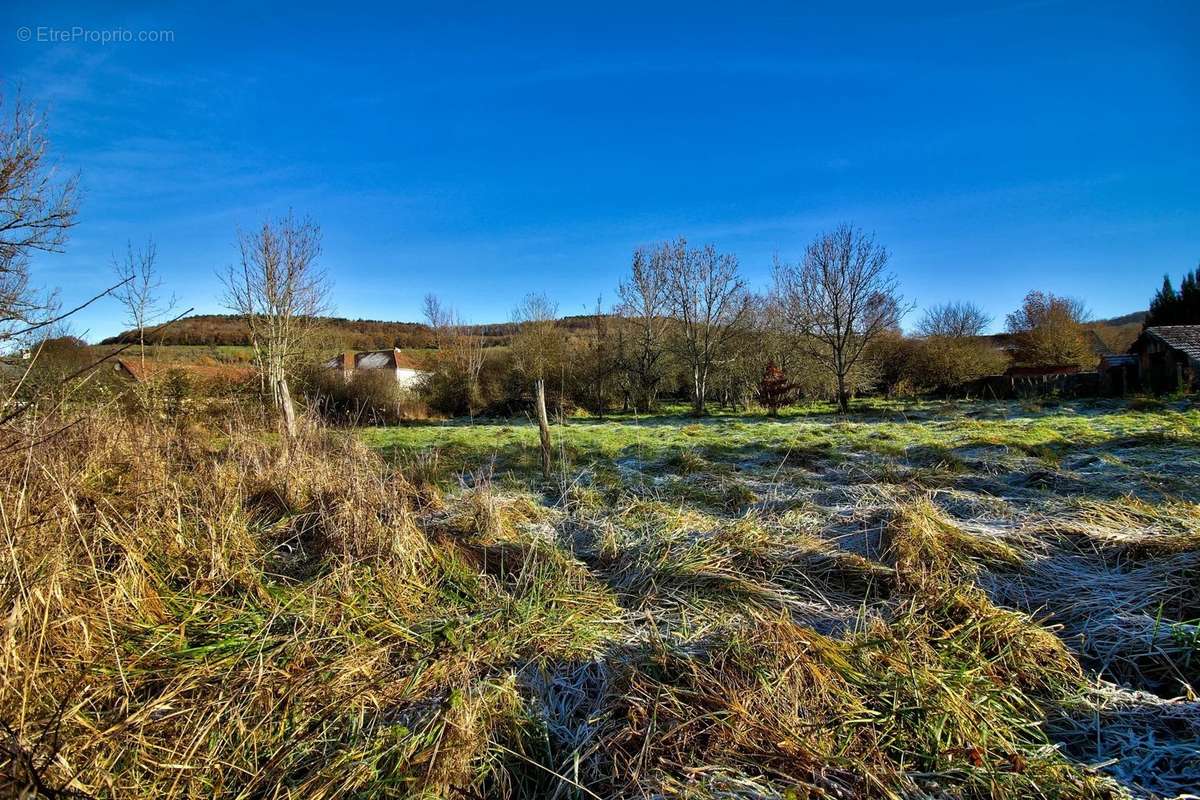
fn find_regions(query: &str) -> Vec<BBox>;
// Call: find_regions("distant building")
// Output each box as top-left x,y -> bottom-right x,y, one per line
112,358 -> 256,387
323,348 -> 428,389
113,358 -> 150,382
1130,326 -> 1200,393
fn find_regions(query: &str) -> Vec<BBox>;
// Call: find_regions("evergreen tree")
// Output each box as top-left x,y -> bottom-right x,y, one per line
1147,265 -> 1200,326
1146,274 -> 1178,326
1181,266 -> 1200,322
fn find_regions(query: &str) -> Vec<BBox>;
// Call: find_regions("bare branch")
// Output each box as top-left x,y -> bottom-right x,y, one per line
661,238 -> 751,415
917,301 -> 991,338
218,211 -> 331,436
771,224 -> 908,411
0,93 -> 80,337
2,276 -> 131,344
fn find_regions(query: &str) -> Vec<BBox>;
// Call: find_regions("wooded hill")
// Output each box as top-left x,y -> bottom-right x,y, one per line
102,313 -> 610,350
104,311 -> 1146,354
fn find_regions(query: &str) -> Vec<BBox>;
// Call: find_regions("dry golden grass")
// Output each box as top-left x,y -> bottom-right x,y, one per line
4,402 -> 1196,798
0,413 -> 618,798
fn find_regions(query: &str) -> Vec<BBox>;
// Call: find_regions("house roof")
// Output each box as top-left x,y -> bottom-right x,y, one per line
1086,330 -> 1115,356
1140,326 -> 1200,365
392,351 -> 425,370
114,358 -> 255,383
322,352 -> 355,370
356,350 -> 398,369
114,357 -> 150,381
325,348 -> 427,372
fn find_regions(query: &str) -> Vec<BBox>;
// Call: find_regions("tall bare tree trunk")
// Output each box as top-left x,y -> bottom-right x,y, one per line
277,377 -> 297,439
534,378 -> 552,479
693,365 -> 707,416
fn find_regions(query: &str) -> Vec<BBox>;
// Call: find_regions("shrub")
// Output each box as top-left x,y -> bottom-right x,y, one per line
1005,291 -> 1093,367
161,367 -> 191,415
757,361 -> 792,416
422,361 -> 480,417
304,368 -> 427,424
910,336 -> 1010,394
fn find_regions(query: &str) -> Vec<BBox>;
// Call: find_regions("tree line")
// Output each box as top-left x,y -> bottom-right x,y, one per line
418,225 -> 1115,419
2,92 -> 1189,438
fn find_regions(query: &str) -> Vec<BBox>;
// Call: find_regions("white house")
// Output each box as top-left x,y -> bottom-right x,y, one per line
323,348 -> 429,390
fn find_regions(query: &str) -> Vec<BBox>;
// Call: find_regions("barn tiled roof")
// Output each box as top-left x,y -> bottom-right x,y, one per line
1143,326 -> 1200,364
1086,330 -> 1112,356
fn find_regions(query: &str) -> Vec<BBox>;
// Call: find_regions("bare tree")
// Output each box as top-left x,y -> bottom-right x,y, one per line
663,238 -> 751,416
510,292 -> 562,381
616,245 -> 671,411
445,306 -> 486,416
422,292 -> 448,349
912,301 -> 1006,393
112,239 -> 175,371
0,94 -> 79,340
772,224 -> 906,412
916,301 -> 991,338
577,296 -> 619,416
220,212 -> 330,438
511,292 -> 561,478
0,96 -> 190,434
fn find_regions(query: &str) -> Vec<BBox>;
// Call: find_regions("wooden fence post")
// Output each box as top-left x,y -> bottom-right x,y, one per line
534,378 -> 552,479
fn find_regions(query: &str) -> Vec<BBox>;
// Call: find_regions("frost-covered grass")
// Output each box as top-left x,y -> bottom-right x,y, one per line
3,398 -> 1197,798
357,396 -> 1200,797
362,397 -> 1200,491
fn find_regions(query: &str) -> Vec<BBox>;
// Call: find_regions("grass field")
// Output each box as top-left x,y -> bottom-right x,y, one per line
362,398 -> 1200,496
89,343 -> 260,364
359,397 -> 1200,797
2,397 -> 1198,798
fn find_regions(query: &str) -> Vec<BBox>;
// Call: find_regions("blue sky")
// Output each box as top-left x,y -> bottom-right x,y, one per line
3,1 -> 1197,340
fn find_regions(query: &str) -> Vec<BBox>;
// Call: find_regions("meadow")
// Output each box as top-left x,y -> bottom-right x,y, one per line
2,397 -> 1198,798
